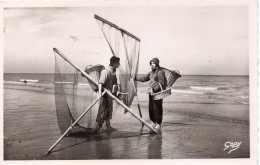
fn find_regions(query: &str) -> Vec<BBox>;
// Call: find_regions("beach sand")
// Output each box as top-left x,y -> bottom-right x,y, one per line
4,87 -> 249,160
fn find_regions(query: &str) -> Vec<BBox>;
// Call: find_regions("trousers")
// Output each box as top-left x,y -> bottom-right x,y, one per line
96,93 -> 113,126
149,95 -> 163,125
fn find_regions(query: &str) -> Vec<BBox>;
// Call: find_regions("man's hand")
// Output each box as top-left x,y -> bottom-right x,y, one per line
81,72 -> 86,77
147,87 -> 153,94
131,74 -> 136,80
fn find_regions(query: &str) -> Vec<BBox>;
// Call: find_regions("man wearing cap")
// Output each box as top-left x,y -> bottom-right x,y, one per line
94,56 -> 120,133
133,58 -> 167,131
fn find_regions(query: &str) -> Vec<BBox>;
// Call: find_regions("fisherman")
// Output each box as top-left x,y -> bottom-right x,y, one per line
94,56 -> 120,133
133,58 -> 166,131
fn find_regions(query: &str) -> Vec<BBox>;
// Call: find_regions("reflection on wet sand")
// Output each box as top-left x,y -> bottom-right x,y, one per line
4,88 -> 249,159
95,138 -> 113,159
147,134 -> 162,159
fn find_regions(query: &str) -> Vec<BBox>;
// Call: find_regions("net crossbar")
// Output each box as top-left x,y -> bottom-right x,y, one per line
53,15 -> 150,137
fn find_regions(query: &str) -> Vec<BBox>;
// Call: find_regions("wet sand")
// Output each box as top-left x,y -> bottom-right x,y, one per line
4,87 -> 249,160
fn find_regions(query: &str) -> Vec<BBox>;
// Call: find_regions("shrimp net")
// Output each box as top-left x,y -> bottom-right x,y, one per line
54,15 -> 150,137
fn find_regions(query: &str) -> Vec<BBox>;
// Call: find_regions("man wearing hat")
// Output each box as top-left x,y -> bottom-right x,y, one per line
94,56 -> 120,133
133,57 -> 167,131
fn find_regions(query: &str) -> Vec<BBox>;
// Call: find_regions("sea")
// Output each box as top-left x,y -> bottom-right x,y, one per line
3,73 -> 249,105
3,73 -> 250,160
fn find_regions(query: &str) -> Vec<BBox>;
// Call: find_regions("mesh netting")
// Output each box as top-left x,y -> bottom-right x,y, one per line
54,15 -> 147,136
95,15 -> 140,107
54,53 -> 99,135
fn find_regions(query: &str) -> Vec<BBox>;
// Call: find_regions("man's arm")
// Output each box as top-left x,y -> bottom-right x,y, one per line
98,70 -> 107,96
134,72 -> 151,82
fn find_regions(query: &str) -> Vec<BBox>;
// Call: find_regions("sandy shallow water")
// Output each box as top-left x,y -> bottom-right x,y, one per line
4,87 -> 249,160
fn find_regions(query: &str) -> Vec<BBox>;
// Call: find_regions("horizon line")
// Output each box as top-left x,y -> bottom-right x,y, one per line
3,72 -> 249,76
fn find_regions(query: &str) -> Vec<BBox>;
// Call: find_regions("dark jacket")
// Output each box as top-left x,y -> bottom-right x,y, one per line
135,68 -> 167,93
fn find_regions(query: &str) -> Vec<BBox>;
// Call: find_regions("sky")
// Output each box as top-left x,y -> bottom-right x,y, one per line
4,6 -> 249,75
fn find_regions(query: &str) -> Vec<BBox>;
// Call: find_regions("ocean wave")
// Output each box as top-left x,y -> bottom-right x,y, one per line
172,89 -> 204,94
5,81 -> 24,84
54,82 -> 90,87
173,86 -> 190,90
237,101 -> 249,105
78,83 -> 90,86
19,79 -> 39,83
5,80 -> 39,86
189,86 -> 218,91
54,81 -> 74,84
4,81 -> 43,90
237,96 -> 249,99
4,81 -> 93,90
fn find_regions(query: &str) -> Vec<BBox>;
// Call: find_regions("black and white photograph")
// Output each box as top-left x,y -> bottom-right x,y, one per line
1,0 -> 258,164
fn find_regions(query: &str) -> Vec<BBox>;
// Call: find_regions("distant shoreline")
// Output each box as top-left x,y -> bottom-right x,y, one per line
3,73 -> 250,77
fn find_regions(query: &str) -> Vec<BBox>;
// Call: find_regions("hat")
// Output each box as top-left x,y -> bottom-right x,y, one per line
110,56 -> 120,65
150,57 -> 160,67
